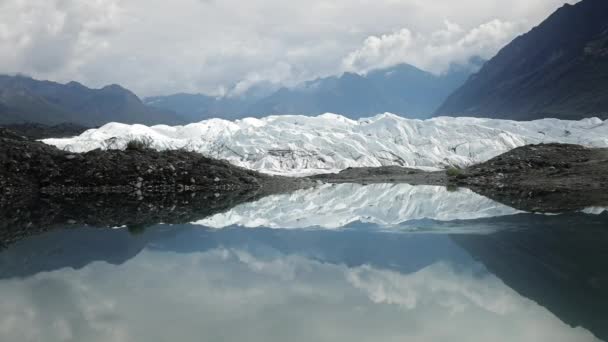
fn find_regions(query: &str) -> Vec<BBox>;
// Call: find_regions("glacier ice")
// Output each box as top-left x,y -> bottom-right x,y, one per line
194,183 -> 522,230
43,113 -> 608,175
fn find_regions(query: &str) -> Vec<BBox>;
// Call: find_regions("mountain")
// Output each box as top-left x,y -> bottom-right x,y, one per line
145,62 -> 478,120
144,93 -> 252,122
252,63 -> 477,119
0,75 -> 185,126
436,0 -> 608,120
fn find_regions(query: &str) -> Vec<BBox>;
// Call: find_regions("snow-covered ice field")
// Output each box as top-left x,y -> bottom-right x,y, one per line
44,113 -> 608,175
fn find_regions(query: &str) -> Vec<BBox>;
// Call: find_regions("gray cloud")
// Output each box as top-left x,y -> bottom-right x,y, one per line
0,0 -> 579,96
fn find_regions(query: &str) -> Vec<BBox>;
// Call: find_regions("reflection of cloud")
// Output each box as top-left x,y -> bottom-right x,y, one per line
196,184 -> 521,230
0,248 -> 599,342
347,262 -> 517,314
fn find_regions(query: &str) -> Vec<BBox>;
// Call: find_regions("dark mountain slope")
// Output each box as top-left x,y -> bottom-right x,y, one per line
248,72 -> 393,118
436,0 -> 608,120
144,93 -> 253,122
0,75 -> 185,126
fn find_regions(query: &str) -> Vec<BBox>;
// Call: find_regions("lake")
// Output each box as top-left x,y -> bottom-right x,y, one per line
0,184 -> 607,342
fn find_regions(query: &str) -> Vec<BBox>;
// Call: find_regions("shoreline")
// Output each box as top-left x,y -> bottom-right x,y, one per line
2,127 -> 607,213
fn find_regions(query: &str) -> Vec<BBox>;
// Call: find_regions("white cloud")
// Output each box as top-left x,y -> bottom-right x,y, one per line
0,0 -> 580,96
0,0 -> 122,75
228,62 -> 296,97
342,20 -> 525,75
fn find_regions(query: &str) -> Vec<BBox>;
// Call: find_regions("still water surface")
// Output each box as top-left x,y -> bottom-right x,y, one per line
0,184 -> 606,342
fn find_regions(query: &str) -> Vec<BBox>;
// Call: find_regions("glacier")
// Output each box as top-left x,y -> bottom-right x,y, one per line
43,113 -> 608,175
194,183 -> 522,230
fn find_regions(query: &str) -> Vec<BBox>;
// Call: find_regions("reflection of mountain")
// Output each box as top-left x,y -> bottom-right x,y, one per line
0,225 -> 471,280
0,233 -> 596,342
0,227 -> 162,279
452,213 -> 608,342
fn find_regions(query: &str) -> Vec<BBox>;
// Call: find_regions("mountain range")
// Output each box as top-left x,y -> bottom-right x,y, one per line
436,0 -> 608,120
145,62 -> 479,121
0,75 -> 184,126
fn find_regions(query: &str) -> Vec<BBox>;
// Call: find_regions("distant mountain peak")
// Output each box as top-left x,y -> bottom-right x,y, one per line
101,84 -> 130,92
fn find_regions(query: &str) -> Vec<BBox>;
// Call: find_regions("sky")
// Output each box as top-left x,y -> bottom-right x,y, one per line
0,0 -> 579,97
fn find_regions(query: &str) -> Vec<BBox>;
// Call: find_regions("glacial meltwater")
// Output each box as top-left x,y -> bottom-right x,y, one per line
1,184 -> 607,342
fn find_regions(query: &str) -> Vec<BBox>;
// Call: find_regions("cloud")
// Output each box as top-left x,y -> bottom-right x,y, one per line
342,20 -> 524,75
0,0 -> 579,96
228,61 -> 296,97
0,0 -> 122,74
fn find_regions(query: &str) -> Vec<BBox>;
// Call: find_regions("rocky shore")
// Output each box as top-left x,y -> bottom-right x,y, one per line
310,165 -> 446,185
312,143 -> 608,212
450,143 -> 608,212
0,128 -> 313,202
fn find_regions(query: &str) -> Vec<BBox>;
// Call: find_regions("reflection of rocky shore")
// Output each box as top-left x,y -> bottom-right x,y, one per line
452,218 -> 608,342
0,190 -> 273,248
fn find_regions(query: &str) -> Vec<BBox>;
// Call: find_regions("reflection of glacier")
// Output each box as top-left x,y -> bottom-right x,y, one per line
44,113 -> 608,175
195,183 -> 521,229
